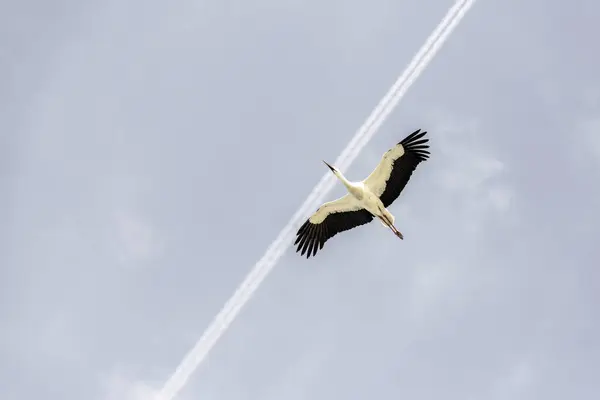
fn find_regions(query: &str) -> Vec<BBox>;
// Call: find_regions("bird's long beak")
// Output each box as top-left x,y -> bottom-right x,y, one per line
322,160 -> 335,172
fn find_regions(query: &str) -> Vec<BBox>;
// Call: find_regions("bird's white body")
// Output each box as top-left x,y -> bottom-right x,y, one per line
295,129 -> 430,258
321,179 -> 395,229
361,189 -> 396,228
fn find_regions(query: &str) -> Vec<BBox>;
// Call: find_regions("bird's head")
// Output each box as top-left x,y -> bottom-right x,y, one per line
322,160 -> 338,174
323,160 -> 351,187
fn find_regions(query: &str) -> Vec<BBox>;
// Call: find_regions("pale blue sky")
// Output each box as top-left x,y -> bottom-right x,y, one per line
2,0 -> 599,399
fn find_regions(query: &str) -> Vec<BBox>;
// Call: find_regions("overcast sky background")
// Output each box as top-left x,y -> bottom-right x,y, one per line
2,0 -> 599,399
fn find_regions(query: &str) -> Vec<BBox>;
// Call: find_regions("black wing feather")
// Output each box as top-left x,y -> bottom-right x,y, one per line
378,129 -> 430,207
294,209 -> 374,258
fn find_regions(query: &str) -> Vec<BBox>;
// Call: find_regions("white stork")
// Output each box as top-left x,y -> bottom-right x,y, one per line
294,129 -> 430,258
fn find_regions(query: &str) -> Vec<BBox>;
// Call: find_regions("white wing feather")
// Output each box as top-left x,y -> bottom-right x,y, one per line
309,194 -> 363,224
362,144 -> 406,197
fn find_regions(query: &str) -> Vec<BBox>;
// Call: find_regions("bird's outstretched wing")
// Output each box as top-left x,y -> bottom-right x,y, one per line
294,194 -> 374,258
362,129 -> 430,207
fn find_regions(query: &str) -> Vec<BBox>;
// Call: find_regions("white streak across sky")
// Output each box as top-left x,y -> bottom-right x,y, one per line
157,0 -> 477,398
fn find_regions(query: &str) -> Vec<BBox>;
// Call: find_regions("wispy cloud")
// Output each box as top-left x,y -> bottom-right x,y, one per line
489,358 -> 537,400
404,111 -> 516,324
486,184 -> 514,213
102,372 -> 158,400
407,260 -> 462,318
100,366 -> 190,400
113,209 -> 164,267
427,110 -> 517,232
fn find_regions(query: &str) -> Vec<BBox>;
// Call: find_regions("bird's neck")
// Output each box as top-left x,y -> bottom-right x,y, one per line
334,171 -> 353,189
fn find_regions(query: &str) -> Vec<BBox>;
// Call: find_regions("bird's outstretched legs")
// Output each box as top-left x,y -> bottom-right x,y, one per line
378,216 -> 404,240
392,227 -> 404,240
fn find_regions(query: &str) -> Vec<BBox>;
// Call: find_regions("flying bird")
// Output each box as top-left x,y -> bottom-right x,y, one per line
294,129 -> 430,258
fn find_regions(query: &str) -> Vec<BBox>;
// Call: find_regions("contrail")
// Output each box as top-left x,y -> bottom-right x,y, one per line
157,0 -> 476,398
